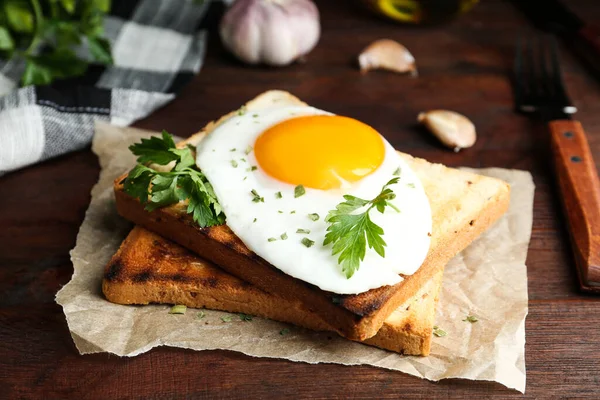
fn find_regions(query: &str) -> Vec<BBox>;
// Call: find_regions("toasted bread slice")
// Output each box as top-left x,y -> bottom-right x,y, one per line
103,227 -> 443,355
113,91 -> 510,340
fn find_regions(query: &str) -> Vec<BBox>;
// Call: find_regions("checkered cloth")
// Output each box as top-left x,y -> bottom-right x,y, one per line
0,0 -> 221,174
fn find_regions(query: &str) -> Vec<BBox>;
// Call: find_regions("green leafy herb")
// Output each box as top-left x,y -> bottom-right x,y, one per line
1,0 -> 114,86
275,191 -> 282,199
247,166 -> 258,172
240,158 -> 246,163
169,305 -> 187,315
230,148 -> 236,152
280,232 -> 288,240
433,326 -> 447,337
463,315 -> 478,323
221,315 -> 233,323
238,106 -> 246,116
268,237 -> 277,242
230,160 -> 238,168
393,167 -> 401,176
253,218 -> 257,223
123,131 -> 225,228
294,185 -> 306,198
308,213 -> 319,221
245,145 -> 253,155
323,177 -> 400,279
278,210 -> 283,214
290,210 -> 296,214
301,237 -> 315,248
407,183 -> 416,188
280,328 -> 290,335
197,311 -> 206,319
238,313 -> 253,321
252,113 -> 258,118
251,189 -> 264,203
296,228 -> 310,234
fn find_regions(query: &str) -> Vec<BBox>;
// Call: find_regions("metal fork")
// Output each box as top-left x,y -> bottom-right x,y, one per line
513,36 -> 600,291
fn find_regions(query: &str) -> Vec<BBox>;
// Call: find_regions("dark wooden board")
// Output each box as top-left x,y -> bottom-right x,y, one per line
2,0 -> 600,398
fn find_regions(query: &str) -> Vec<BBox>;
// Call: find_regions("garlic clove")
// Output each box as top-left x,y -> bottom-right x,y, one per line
418,110 -> 476,152
358,39 -> 417,75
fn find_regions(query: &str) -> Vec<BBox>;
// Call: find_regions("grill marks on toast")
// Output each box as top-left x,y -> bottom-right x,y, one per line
103,226 -> 444,355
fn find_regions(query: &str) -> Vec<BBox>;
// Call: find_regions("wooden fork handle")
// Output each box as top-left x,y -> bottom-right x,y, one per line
549,120 -> 600,290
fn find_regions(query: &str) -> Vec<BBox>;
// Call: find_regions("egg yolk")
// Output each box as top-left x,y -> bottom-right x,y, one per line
254,115 -> 385,190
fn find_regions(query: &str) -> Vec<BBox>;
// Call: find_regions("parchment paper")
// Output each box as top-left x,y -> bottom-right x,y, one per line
56,122 -> 534,393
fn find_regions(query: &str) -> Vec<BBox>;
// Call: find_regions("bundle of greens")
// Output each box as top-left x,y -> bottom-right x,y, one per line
123,131 -> 226,228
0,0 -> 113,86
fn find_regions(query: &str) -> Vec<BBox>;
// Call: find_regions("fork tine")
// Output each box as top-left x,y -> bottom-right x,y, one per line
548,37 -> 577,114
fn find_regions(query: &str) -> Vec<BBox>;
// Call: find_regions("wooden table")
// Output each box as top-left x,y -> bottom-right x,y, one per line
2,1 -> 600,398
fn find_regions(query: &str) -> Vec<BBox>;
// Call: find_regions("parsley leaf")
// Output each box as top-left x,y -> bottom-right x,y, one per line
128,130 -> 178,165
4,0 -> 114,86
123,131 -> 225,228
323,178 -> 400,278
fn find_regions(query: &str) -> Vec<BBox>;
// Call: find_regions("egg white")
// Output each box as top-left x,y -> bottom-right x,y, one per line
195,106 -> 432,295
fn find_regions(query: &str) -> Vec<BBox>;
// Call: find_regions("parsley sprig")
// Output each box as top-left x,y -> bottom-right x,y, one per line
123,131 -> 225,228
1,0 -> 114,86
323,178 -> 400,279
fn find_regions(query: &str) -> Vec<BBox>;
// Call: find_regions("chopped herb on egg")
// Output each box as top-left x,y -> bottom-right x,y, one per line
268,237 -> 277,242
278,210 -> 283,214
280,328 -> 290,335
275,191 -> 282,199
247,166 -> 258,172
230,148 -> 236,152
238,106 -> 247,116
280,232 -> 288,240
393,167 -> 401,176
308,213 -> 319,221
253,218 -> 257,223
251,189 -> 264,203
245,145 -> 253,155
240,158 -> 246,162
290,210 -> 296,214
197,311 -> 205,319
301,237 -> 315,248
294,185 -> 306,198
252,114 -> 258,118
407,183 -> 416,188
243,176 -> 248,181
230,160 -> 238,168
296,228 -> 310,234
221,315 -> 233,322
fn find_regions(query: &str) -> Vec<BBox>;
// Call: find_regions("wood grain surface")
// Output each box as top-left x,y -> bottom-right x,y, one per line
2,0 -> 600,398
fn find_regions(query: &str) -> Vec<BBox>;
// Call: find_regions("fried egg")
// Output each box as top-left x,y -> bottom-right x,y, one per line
195,106 -> 431,294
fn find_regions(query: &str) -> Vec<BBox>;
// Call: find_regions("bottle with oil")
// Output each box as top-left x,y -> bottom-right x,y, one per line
361,0 -> 479,24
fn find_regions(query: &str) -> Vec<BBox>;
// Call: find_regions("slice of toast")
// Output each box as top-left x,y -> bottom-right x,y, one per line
103,226 -> 443,355
113,91 -> 510,341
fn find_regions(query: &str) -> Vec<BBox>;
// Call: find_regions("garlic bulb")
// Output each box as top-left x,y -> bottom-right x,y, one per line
418,110 -> 476,152
220,0 -> 320,66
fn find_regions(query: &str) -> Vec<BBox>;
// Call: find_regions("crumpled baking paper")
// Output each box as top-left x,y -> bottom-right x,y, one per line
56,122 -> 533,393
